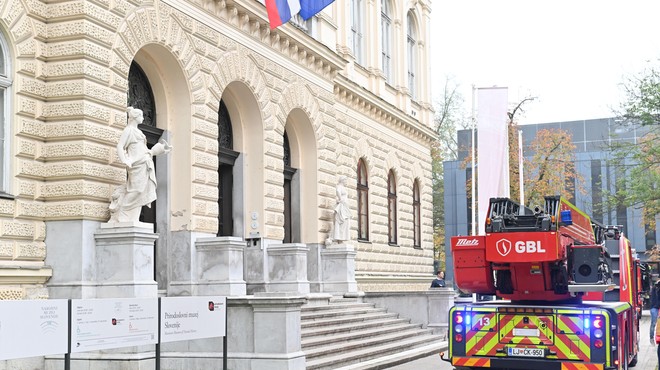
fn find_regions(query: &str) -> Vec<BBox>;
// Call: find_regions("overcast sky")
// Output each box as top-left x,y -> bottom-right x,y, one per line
431,0 -> 660,125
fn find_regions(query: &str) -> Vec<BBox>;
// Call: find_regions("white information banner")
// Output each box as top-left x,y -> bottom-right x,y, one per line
160,296 -> 226,343
71,298 -> 158,353
0,299 -> 68,360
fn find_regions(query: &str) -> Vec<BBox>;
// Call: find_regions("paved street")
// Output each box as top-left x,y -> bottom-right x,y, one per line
386,310 -> 658,370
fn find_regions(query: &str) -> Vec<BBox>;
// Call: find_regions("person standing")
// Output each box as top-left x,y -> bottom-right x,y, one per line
431,270 -> 446,288
651,280 -> 660,343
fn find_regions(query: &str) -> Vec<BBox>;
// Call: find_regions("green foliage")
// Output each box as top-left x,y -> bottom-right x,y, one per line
613,65 -> 660,227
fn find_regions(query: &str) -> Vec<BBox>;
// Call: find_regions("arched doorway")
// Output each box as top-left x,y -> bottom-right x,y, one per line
218,100 -> 238,236
127,61 -> 163,226
127,61 -> 163,281
283,131 -> 298,243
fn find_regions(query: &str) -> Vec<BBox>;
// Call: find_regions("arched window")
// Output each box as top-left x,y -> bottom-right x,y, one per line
357,159 -> 369,241
351,0 -> 364,65
0,31 -> 12,194
413,180 -> 421,248
387,170 -> 397,245
381,0 -> 392,83
406,12 -> 417,100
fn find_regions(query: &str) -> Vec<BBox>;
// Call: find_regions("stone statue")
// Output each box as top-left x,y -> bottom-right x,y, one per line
108,106 -> 172,224
328,176 -> 351,244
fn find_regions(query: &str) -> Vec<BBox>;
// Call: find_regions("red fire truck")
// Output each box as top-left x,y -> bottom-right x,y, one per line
441,196 -> 646,370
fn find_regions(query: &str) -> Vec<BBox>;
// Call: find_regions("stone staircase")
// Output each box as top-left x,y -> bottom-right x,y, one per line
302,296 -> 445,370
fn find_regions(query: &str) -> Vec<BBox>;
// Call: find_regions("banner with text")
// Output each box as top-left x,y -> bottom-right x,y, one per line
161,296 -> 227,343
71,298 -> 158,353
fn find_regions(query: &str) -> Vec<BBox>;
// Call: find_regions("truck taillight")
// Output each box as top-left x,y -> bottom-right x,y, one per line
593,316 -> 603,329
454,313 -> 464,324
594,339 -> 604,348
455,333 -> 463,342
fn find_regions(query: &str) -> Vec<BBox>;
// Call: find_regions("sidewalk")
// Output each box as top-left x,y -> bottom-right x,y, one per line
386,310 -> 658,370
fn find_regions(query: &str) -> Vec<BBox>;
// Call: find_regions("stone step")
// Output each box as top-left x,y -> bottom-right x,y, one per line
301,317 -> 412,338
302,302 -> 376,312
301,311 -> 401,329
304,333 -> 441,370
301,306 -> 387,320
302,322 -> 425,348
332,341 -> 446,370
303,326 -> 433,359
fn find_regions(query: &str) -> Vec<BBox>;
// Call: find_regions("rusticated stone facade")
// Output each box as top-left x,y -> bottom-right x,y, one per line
0,0 -> 435,299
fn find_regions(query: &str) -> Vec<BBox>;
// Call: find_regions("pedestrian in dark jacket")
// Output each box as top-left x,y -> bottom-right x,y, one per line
650,280 -> 660,343
431,271 -> 446,288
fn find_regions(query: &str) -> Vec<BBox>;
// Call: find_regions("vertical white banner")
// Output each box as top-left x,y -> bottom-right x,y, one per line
477,87 -> 509,235
518,130 -> 525,207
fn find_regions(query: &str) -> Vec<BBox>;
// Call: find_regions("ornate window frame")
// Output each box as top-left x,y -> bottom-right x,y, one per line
413,180 -> 421,248
387,170 -> 397,245
0,31 -> 12,195
357,159 -> 369,241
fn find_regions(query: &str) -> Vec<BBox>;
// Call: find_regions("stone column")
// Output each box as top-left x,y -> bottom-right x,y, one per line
94,222 -> 158,298
267,243 -> 310,294
321,243 -> 357,293
427,288 -> 455,338
194,236 -> 246,296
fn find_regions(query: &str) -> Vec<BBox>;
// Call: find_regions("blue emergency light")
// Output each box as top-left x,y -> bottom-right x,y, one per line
560,210 -> 573,225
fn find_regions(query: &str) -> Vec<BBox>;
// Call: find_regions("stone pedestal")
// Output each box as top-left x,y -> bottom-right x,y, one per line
250,295 -> 307,370
194,236 -> 246,295
427,288 -> 455,338
94,222 -> 158,298
267,243 -> 310,294
45,223 -> 159,370
321,243 -> 357,293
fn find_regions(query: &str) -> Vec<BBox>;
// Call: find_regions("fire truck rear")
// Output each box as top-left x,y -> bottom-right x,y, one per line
441,196 -> 645,370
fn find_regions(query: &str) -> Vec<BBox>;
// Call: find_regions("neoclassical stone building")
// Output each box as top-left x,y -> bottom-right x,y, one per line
0,0 -> 435,303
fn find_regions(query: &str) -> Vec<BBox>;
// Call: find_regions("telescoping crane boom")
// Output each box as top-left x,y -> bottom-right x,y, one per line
442,196 -> 647,370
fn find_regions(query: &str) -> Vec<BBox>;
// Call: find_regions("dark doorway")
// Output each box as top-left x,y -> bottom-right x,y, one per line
283,132 -> 297,243
217,100 -> 238,236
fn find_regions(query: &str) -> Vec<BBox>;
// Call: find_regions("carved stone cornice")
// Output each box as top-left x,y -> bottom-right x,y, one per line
166,0 -> 346,83
334,74 -> 436,144
0,265 -> 52,284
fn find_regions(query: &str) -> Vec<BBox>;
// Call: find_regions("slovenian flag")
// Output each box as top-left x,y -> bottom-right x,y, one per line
266,0 -> 301,29
300,0 -> 335,20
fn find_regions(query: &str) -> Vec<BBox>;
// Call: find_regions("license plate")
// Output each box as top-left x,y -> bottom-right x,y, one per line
513,328 -> 539,337
507,347 -> 544,357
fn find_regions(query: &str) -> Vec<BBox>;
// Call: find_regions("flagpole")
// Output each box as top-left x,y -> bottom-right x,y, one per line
471,85 -> 477,236
518,130 -> 524,210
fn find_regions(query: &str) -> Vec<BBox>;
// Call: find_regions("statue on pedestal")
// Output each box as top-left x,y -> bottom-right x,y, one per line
326,176 -> 351,245
108,106 -> 172,224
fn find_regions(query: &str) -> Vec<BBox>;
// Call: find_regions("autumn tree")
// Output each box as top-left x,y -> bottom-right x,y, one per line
432,77 -> 469,271
506,97 -> 536,203
524,128 -> 581,208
